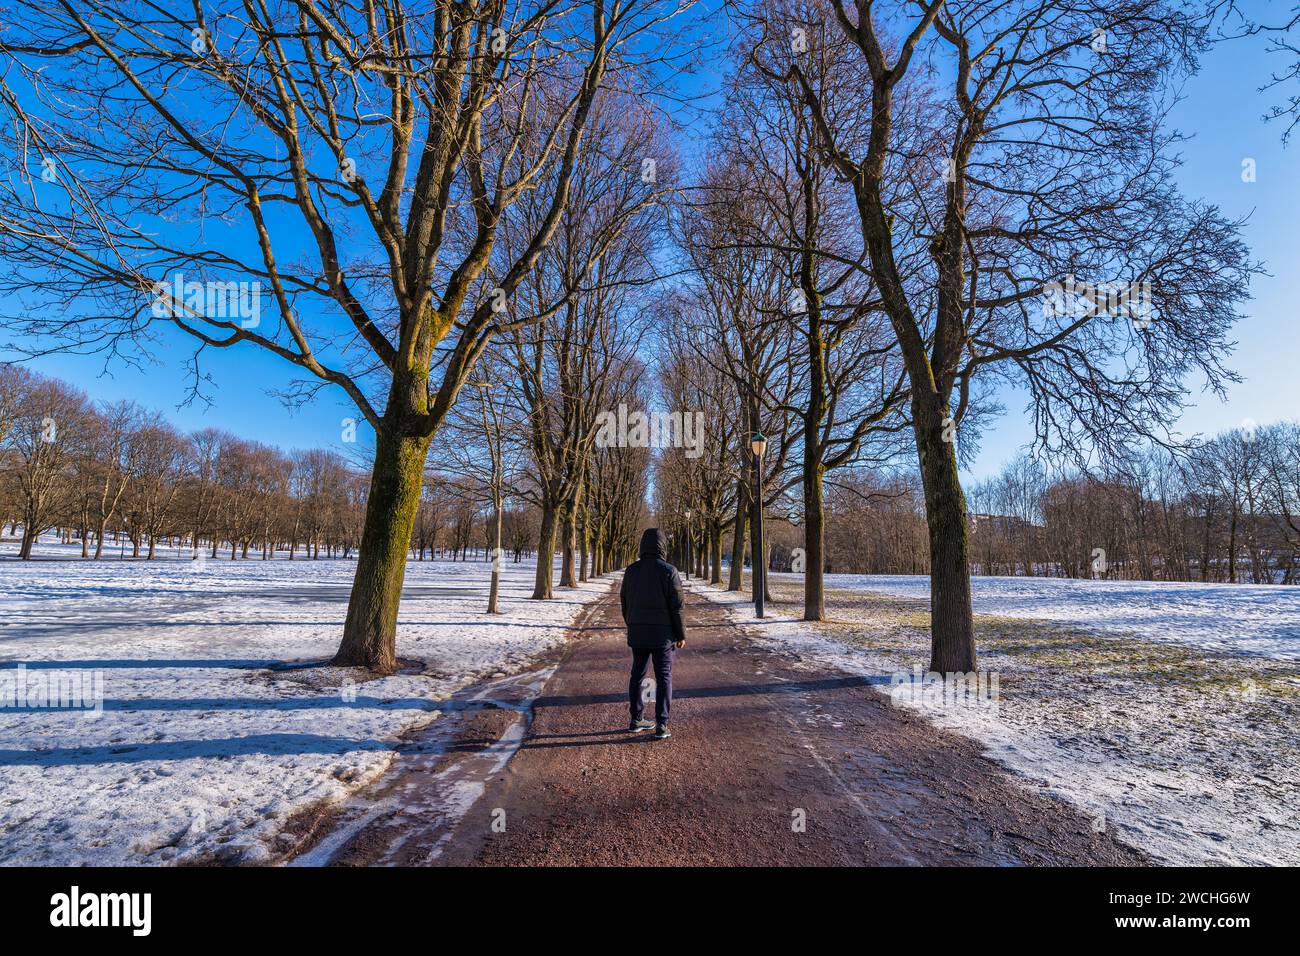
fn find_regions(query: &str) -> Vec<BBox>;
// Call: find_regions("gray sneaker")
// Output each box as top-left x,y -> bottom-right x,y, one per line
629,718 -> 655,733
653,723 -> 671,740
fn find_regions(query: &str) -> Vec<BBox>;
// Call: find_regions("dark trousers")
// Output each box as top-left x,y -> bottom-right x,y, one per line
628,646 -> 674,724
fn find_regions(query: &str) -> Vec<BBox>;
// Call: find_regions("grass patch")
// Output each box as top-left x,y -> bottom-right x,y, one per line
802,582 -> 1300,703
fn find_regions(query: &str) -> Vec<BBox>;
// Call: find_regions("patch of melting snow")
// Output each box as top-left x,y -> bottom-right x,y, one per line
288,667 -> 554,866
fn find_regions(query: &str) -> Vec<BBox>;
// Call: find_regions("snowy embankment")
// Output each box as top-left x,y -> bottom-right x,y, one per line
0,538 -> 610,865
695,571 -> 1300,866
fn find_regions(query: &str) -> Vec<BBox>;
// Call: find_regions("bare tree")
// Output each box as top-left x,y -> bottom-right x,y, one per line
434,362 -> 517,610
780,0 -> 1256,669
1213,2 -> 1300,142
127,423 -> 188,559
85,401 -> 149,559
673,160 -> 802,599
0,371 -> 89,557
0,0 -> 692,669
721,13 -> 914,617
498,94 -> 666,598
658,339 -> 739,585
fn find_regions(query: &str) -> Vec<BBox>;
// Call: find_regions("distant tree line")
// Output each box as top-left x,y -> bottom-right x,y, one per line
793,424 -> 1300,585
0,363 -> 642,570
0,365 -> 364,560
0,365 -> 561,564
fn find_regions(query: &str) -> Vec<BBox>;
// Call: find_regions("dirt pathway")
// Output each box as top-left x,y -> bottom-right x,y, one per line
291,585 -> 1145,866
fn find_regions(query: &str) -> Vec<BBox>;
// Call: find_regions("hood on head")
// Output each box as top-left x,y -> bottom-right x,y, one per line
638,528 -> 667,559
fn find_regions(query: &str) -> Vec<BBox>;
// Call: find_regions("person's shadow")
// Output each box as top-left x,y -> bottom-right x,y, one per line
521,729 -> 658,749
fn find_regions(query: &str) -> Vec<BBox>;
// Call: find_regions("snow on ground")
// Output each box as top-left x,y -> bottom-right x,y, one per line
0,535 -> 611,865
695,571 -> 1300,866
832,573 -> 1300,661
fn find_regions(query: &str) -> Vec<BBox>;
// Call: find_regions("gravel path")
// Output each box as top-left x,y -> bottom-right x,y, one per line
297,585 -> 1146,866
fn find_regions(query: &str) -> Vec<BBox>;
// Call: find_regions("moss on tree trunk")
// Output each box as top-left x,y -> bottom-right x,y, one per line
332,425 -> 431,672
533,503 -> 558,599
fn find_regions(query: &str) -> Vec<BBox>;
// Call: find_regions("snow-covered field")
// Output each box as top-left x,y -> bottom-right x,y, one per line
0,537 -> 610,865
834,573 -> 1300,660
698,571 -> 1300,866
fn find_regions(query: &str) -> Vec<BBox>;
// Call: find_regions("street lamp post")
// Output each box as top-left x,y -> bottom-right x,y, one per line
751,431 -> 767,618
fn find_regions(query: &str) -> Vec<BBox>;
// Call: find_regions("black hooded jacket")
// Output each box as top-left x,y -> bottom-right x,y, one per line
619,528 -> 687,649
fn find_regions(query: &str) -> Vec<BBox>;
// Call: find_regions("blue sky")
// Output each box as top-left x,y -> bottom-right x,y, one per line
4,4 -> 1297,483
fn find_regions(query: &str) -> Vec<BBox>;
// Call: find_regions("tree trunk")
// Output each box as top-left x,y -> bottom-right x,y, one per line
711,523 -> 723,584
801,256 -> 829,619
487,496 -> 502,614
914,406 -> 977,673
331,426 -> 431,672
559,501 -> 577,588
727,482 -> 748,591
1227,509 -> 1238,583
579,510 -> 590,582
532,502 -> 559,599
803,453 -> 825,621
1200,502 -> 1214,582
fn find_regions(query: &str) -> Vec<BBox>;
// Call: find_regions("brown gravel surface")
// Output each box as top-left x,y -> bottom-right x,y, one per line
425,584 -> 1147,867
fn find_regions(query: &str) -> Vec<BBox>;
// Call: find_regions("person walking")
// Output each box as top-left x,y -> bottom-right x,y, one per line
620,528 -> 686,740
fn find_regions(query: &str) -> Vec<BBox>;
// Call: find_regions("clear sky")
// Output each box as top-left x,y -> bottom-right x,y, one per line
4,4 -> 1297,482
